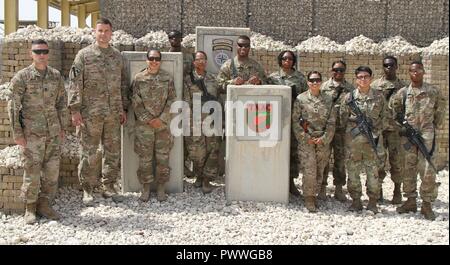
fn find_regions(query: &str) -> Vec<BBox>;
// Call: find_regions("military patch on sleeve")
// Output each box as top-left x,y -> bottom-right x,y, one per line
69,66 -> 81,80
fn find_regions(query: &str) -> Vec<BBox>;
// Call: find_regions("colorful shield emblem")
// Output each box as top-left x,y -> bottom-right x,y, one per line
245,103 -> 272,133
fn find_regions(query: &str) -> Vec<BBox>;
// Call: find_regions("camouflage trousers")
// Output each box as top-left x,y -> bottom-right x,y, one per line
78,113 -> 121,189
299,142 -> 331,197
378,130 -> 404,184
21,134 -> 60,204
135,121 -> 173,185
402,136 -> 438,202
290,132 -> 300,179
345,136 -> 381,200
185,135 -> 220,179
322,129 -> 346,187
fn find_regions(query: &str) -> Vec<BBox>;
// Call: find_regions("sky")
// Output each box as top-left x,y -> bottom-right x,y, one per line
1,0 -> 91,34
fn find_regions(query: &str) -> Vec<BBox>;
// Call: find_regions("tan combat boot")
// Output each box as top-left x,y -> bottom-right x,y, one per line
37,197 -> 60,220
348,198 -> 363,212
317,185 -> 327,200
420,201 -> 436,221
156,183 -> 168,202
391,183 -> 402,205
82,186 -> 94,206
139,183 -> 151,202
334,185 -> 347,202
202,176 -> 215,194
304,196 -> 317,213
289,177 -> 301,197
366,197 -> 379,214
194,176 -> 203,188
396,197 -> 417,213
24,203 -> 37,224
103,183 -> 124,202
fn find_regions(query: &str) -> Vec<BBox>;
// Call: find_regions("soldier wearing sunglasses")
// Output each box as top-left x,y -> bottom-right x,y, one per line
268,50 -> 308,197
371,56 -> 407,204
320,60 -> 355,202
8,39 -> 67,224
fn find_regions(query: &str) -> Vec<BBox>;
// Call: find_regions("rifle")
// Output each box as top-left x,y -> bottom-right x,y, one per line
190,71 -> 217,113
333,86 -> 344,103
346,91 -> 382,162
299,116 -> 310,134
396,90 -> 437,173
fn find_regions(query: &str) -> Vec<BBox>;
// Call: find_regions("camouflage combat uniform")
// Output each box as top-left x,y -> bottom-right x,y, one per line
8,64 -> 66,203
183,70 -> 220,181
131,69 -> 176,185
268,69 -> 308,180
371,76 -> 407,186
320,78 -> 354,187
68,43 -> 129,190
217,56 -> 267,93
340,88 -> 386,200
292,90 -> 336,197
389,83 -> 445,202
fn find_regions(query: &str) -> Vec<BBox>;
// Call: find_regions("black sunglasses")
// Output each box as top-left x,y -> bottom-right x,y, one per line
332,67 -> 345,73
237,43 -> 250,48
308,78 -> 322,83
383,63 -> 395,68
147,57 -> 161,62
32,49 -> 49,55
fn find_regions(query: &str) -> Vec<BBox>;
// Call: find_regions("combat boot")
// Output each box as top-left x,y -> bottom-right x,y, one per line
103,183 -> 124,202
139,183 -> 151,202
156,183 -> 168,202
317,185 -> 327,200
396,197 -> 417,213
378,187 -> 384,203
37,197 -> 60,220
82,186 -> 94,206
202,176 -> 215,194
420,201 -> 436,221
334,185 -> 347,202
366,197 -> 379,214
24,203 -> 37,224
304,196 -> 317,213
348,198 -> 363,212
194,176 -> 203,188
391,183 -> 402,204
289,177 -> 301,197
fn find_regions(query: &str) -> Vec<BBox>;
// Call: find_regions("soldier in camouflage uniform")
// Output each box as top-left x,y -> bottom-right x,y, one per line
340,66 -> 386,213
183,51 -> 220,194
390,61 -> 445,220
131,49 -> 176,202
292,71 -> 336,212
68,18 -> 129,206
371,56 -> 407,204
320,60 -> 354,202
268,50 -> 307,197
8,39 -> 67,224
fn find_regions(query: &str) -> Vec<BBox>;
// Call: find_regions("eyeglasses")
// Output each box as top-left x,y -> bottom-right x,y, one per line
237,43 -> 250,48
308,78 -> 322,84
281,56 -> 294,61
148,57 -> 161,62
332,68 -> 345,73
356,75 -> 371,80
32,49 -> 49,55
383,63 -> 395,68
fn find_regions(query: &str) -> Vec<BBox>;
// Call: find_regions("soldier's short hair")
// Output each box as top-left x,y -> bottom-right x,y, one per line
277,50 -> 297,69
410,60 -> 424,67
96,17 -> 113,28
383,55 -> 398,65
307,71 -> 322,80
355,66 -> 373,76
146,48 -> 161,59
332,60 -> 347,69
168,30 -> 182,38
237,35 -> 251,43
31,39 -> 48,46
194,51 -> 208,60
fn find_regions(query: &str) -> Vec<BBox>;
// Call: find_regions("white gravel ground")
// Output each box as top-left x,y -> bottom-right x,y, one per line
0,171 -> 447,245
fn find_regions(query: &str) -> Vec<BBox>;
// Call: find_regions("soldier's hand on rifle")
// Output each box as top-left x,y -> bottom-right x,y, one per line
71,112 -> 83,127
233,77 -> 245,85
120,111 -> 127,125
248,75 -> 262,85
148,118 -> 163,128
314,137 -> 324,145
15,137 -> 26,147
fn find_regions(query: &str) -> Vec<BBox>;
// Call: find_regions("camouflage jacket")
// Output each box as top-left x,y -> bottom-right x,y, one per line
68,43 -> 129,116
321,78 -> 355,131
131,69 -> 176,126
8,64 -> 66,140
183,70 -> 219,108
267,69 -> 308,98
371,76 -> 407,131
389,82 -> 445,140
340,88 -> 387,144
292,90 -> 336,145
216,56 -> 267,94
